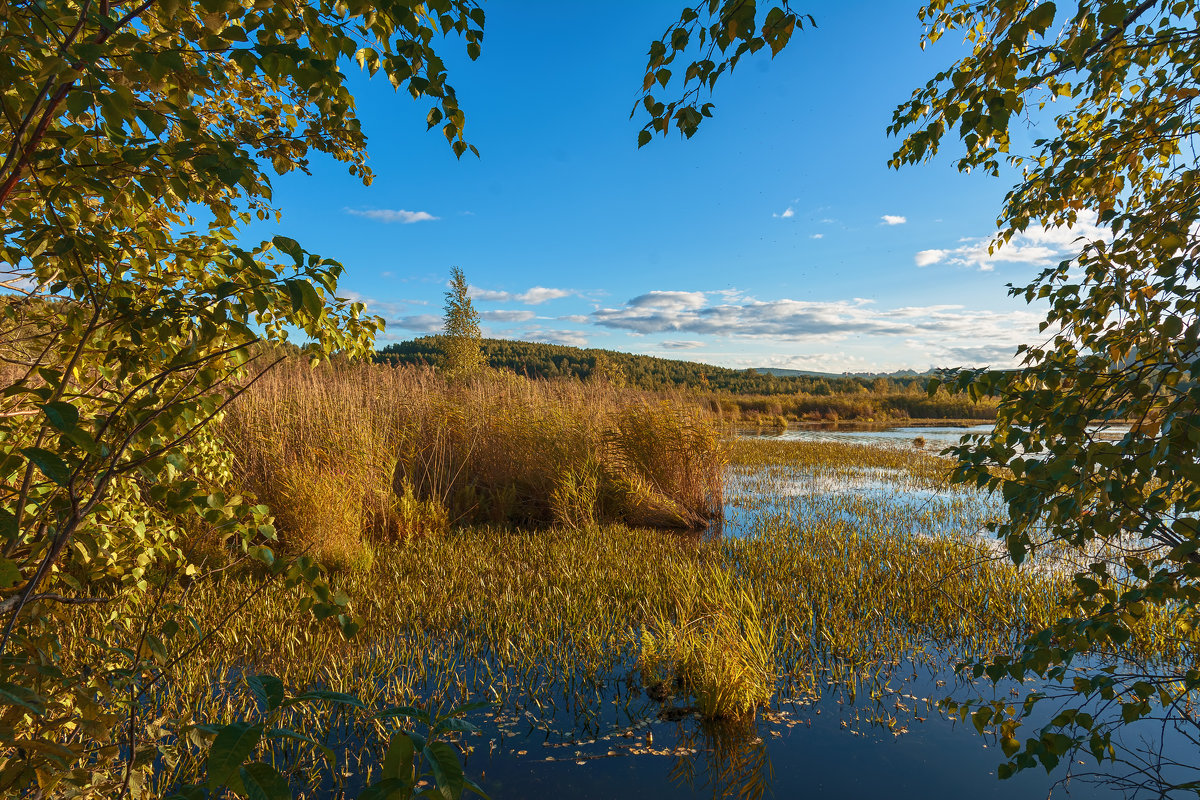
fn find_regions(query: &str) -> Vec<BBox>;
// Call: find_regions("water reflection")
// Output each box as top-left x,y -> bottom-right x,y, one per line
324,427 -> 1172,799
745,423 -> 995,448
667,721 -> 772,800
744,422 -> 1132,449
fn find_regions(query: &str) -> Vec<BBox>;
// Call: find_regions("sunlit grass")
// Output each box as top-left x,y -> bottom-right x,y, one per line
63,436 -> 1200,793
217,360 -> 725,567
639,562 -> 775,720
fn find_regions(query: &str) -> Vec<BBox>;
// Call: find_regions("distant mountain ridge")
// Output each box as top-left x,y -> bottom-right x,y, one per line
377,336 -> 928,396
754,367 -> 933,379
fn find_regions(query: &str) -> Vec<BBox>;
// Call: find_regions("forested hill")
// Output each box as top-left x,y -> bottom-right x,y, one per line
376,336 -> 926,396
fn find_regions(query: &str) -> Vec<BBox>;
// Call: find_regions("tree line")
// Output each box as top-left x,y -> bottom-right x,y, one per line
377,336 -> 928,396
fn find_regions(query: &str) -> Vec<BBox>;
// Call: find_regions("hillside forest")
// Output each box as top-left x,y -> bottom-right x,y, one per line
378,336 -> 998,425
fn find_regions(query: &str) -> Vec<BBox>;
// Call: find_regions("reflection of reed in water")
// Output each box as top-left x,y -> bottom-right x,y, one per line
667,720 -> 774,800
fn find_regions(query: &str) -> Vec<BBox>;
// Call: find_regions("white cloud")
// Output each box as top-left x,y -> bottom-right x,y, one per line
882,215 -> 907,226
517,287 -> 571,304
345,208 -> 439,224
354,278 -> 1047,371
773,206 -> 796,219
915,211 -> 1112,271
810,233 -> 824,240
521,329 -> 588,348
626,291 -> 708,311
711,288 -> 749,303
480,309 -> 535,322
469,288 -> 511,302
388,314 -> 442,333
940,343 -> 1027,364
589,293 -> 1043,367
469,286 -> 573,305
914,249 -> 947,267
338,293 -> 442,338
750,352 -> 874,374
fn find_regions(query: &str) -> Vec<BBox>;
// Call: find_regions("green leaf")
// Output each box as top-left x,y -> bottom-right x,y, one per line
240,762 -> 291,800
247,674 -> 285,713
39,401 -> 79,432
285,279 -> 322,319
382,731 -> 414,782
357,778 -> 411,800
0,508 -> 17,543
445,701 -> 489,717
338,613 -> 360,638
0,683 -> 46,714
1097,2 -> 1125,26
21,447 -> 72,486
206,721 -> 264,791
273,235 -> 304,265
0,556 -> 17,589
423,741 -> 464,799
463,777 -> 490,799
355,47 -> 380,75
291,689 -> 365,709
432,717 -> 478,735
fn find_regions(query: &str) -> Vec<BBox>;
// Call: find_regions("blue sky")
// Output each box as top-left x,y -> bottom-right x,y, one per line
248,1 -> 1089,373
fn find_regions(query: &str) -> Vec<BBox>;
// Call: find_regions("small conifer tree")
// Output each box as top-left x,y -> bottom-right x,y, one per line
442,266 -> 483,375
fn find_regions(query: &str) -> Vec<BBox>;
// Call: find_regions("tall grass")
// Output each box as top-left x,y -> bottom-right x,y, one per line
218,360 -> 725,566
59,437 -> 1200,793
705,389 -> 998,427
639,562 -> 776,720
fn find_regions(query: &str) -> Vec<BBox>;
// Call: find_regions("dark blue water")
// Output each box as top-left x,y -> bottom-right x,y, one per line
310,428 -> 1190,799
461,667 -> 1118,799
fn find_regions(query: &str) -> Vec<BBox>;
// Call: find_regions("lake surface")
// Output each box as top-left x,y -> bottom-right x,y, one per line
304,426 -> 1185,799
445,430 -> 1162,799
461,669 -> 1101,799
745,422 -> 1133,448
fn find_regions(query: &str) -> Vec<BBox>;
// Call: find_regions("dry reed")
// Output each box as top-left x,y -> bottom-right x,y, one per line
217,360 -> 725,567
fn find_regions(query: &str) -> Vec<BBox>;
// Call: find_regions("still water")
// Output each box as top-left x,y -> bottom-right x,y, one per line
463,677 -> 1090,799
747,422 -> 1132,448
458,428 -> 1159,799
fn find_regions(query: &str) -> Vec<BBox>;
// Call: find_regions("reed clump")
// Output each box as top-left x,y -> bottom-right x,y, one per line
218,360 -> 725,566
639,562 -> 775,720
704,388 -> 998,426
58,438 -> 1200,792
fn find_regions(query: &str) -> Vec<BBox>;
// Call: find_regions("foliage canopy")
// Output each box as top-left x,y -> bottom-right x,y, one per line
889,0 -> 1200,789
0,0 -> 484,794
441,266 -> 483,376
0,0 -> 807,794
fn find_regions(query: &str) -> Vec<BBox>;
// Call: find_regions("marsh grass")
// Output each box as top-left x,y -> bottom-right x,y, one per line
639,563 -> 775,720
65,437 -> 1200,793
218,360 -> 725,566
706,388 -> 998,427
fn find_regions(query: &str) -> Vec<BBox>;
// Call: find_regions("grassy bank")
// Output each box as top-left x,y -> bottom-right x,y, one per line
67,434 -> 1165,795
705,389 -> 998,429
377,336 -> 999,428
216,361 -> 725,567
